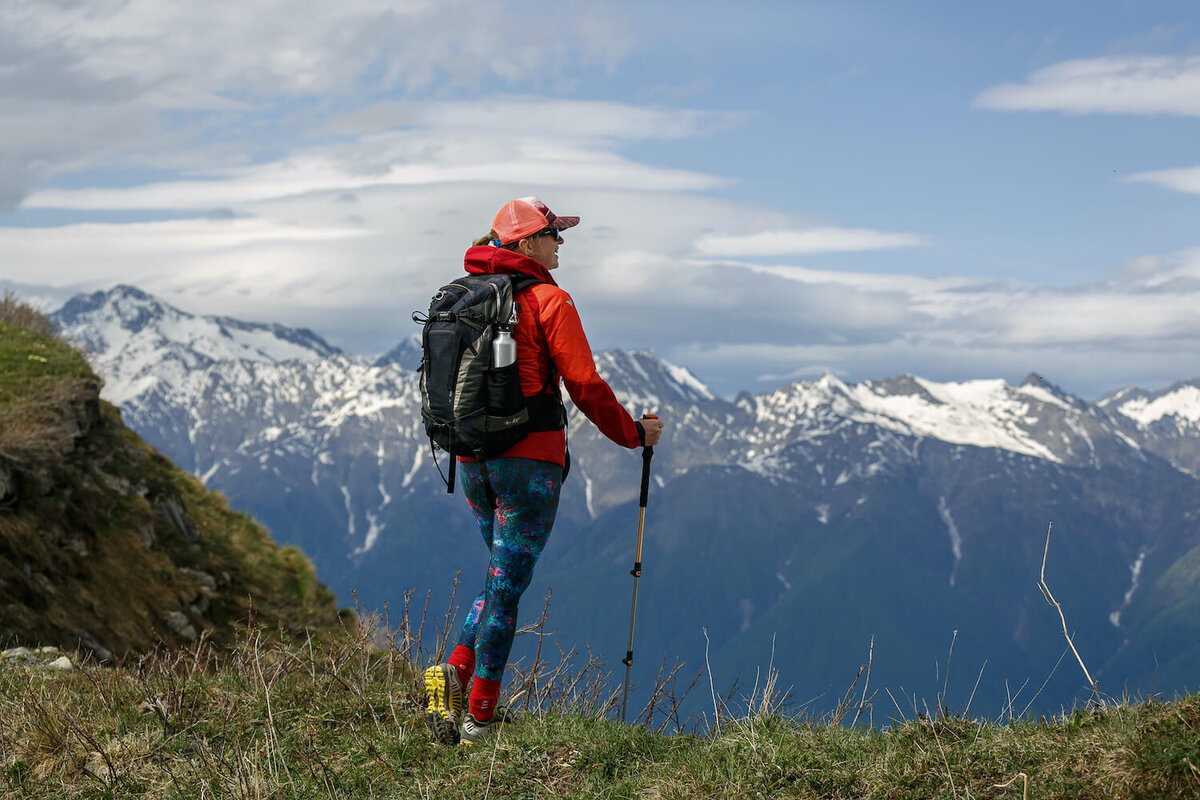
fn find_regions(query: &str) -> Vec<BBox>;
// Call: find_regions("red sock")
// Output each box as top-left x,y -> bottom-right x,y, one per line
469,676 -> 501,722
447,645 -> 475,687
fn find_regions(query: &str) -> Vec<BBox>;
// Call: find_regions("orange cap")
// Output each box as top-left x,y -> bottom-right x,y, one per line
491,196 -> 580,245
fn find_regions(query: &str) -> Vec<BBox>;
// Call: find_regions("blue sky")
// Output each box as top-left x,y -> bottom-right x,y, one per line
4,0 -> 1200,398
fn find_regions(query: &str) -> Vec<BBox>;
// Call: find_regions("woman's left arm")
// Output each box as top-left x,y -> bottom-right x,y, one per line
538,289 -> 645,449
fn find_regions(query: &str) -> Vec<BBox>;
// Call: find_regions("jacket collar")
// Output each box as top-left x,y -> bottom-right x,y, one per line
463,245 -> 558,286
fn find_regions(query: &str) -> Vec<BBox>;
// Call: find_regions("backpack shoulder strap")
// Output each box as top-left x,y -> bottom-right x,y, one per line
508,274 -> 543,293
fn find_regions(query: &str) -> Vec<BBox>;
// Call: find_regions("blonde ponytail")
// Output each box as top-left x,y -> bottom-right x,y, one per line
473,230 -> 498,247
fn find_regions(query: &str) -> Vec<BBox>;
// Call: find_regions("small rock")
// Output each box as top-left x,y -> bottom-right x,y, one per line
63,535 -> 89,557
156,494 -> 199,543
45,655 -> 74,671
179,568 -> 217,593
75,629 -> 113,662
0,647 -> 34,661
37,646 -> 59,655
188,595 -> 211,615
163,611 -> 198,641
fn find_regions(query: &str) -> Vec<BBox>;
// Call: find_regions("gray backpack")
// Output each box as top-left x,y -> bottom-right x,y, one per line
412,273 -> 563,492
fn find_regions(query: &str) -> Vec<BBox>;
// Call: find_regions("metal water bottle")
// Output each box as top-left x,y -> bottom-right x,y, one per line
493,325 -> 516,368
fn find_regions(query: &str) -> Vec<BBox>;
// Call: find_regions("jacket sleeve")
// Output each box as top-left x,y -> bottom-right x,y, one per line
537,287 -> 642,449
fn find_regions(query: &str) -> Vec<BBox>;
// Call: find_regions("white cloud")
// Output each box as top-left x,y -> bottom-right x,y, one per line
975,55 -> 1200,116
22,101 -> 734,211
694,227 -> 926,257
406,99 -> 744,142
0,0 -> 636,209
9,182 -> 1200,400
6,0 -> 630,102
1126,165 -> 1200,195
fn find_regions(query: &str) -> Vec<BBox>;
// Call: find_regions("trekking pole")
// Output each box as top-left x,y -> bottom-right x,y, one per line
620,415 -> 657,724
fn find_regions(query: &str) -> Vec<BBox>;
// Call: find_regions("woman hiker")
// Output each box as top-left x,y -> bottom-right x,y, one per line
423,196 -> 665,746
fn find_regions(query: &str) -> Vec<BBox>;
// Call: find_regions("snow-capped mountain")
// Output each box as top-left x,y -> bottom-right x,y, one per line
49,286 -> 1200,718
1100,379 -> 1200,477
373,334 -> 422,370
741,371 -> 1149,470
55,285 -> 341,404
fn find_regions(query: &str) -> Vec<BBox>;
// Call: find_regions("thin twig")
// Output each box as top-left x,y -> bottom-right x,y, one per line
703,627 -> 720,733
923,701 -> 957,798
885,687 -> 908,723
1038,523 -> 1101,703
964,660 -> 987,719
994,772 -> 1029,800
939,629 -> 958,715
851,635 -> 874,728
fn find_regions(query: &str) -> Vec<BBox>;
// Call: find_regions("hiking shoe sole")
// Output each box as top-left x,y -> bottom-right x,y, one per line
423,664 -> 463,745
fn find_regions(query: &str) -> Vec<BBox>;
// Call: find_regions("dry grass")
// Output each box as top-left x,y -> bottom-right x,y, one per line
1,600 -> 1196,799
0,293 -> 96,471
0,376 -> 94,467
0,291 -> 58,338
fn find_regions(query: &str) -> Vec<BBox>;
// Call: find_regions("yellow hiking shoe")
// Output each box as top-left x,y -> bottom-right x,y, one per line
423,664 -> 464,745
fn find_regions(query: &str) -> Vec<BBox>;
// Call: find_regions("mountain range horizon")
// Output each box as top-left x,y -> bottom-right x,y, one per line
47,283 -> 1200,406
35,283 -> 1200,720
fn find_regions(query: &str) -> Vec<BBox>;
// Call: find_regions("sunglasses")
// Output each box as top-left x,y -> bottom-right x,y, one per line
534,228 -> 563,243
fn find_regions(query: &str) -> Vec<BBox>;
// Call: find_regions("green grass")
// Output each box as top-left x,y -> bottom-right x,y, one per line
0,322 -> 92,392
1,629 -> 1197,799
0,320 -> 97,468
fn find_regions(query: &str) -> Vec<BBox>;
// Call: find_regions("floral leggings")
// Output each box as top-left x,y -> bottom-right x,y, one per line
456,458 -> 563,682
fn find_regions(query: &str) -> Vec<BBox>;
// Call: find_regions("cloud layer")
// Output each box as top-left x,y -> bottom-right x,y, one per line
975,55 -> 1200,116
0,0 -> 634,209
695,228 -> 926,257
6,6 -> 1200,400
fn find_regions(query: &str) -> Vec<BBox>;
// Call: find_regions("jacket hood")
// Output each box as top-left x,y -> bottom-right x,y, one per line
463,245 -> 558,286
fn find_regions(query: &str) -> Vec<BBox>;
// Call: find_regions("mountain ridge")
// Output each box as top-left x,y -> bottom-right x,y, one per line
1,300 -> 339,659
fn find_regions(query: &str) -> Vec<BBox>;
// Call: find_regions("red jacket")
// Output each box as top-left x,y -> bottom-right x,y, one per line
458,245 -> 642,466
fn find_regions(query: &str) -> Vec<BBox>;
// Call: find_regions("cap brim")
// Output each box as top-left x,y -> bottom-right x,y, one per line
549,216 -> 580,230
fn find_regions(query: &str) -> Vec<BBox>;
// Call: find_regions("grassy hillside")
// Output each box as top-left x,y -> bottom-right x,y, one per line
0,294 -> 338,658
1,623 -> 1198,799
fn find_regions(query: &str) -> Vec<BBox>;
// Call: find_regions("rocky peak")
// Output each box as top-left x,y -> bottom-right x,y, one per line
373,334 -> 422,370
595,348 -> 716,408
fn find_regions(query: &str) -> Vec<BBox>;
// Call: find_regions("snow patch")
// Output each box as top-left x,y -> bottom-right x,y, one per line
852,378 -> 1060,462
200,461 -> 222,484
938,496 -> 963,587
664,362 -> 715,400
353,512 -> 383,556
584,475 -> 596,520
1116,386 -> 1200,427
1109,549 -> 1147,628
1016,384 -> 1072,410
340,486 -> 355,538
401,448 -> 425,489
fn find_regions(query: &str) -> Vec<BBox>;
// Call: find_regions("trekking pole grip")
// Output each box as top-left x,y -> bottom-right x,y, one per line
639,414 -> 656,507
